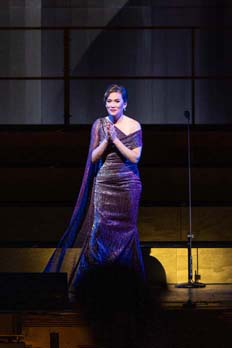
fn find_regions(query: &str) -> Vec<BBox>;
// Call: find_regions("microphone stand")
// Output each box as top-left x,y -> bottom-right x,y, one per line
176,110 -> 205,290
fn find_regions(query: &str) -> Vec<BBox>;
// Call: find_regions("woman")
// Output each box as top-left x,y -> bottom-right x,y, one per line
45,84 -> 144,295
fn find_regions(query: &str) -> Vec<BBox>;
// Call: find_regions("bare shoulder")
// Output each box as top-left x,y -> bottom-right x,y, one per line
92,117 -> 101,128
124,115 -> 141,132
91,117 -> 103,133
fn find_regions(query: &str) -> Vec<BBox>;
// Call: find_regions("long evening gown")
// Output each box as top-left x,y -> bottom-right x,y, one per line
44,117 -> 144,294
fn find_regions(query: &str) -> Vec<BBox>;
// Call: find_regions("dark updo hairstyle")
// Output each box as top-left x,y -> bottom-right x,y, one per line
103,84 -> 128,104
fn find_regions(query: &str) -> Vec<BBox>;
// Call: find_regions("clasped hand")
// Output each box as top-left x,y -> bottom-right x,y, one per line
105,122 -> 117,142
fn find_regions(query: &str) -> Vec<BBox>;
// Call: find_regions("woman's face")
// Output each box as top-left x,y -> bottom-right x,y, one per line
105,92 -> 127,119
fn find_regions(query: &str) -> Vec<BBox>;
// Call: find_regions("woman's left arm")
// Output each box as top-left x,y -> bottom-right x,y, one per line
113,137 -> 142,163
110,125 -> 142,164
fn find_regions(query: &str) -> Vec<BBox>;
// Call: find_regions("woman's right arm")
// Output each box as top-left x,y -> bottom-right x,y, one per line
91,138 -> 109,163
91,119 -> 109,163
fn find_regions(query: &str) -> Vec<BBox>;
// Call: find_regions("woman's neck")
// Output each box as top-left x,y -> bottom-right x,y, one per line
107,114 -> 123,124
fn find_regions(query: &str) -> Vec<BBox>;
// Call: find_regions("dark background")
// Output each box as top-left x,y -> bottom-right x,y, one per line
0,0 -> 231,125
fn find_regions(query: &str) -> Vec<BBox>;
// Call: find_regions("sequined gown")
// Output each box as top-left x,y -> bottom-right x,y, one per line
44,117 -> 144,293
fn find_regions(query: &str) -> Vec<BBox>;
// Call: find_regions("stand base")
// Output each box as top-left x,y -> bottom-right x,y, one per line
175,281 -> 206,289
182,299 -> 197,308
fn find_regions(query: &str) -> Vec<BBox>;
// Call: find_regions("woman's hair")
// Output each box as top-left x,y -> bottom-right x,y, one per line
103,84 -> 128,104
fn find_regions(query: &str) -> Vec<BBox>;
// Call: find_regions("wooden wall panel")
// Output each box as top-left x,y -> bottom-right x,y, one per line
0,248 -> 231,284
150,248 -> 232,284
0,168 -> 83,202
0,206 -> 232,243
181,207 -> 232,241
1,127 -> 232,243
138,207 -> 181,241
1,166 -> 232,204
141,167 -> 232,204
138,207 -> 232,242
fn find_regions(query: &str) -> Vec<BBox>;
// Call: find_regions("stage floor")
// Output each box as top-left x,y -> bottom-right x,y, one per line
161,283 -> 232,309
0,284 -> 231,348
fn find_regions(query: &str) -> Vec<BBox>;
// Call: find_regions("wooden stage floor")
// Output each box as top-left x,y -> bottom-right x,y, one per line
160,283 -> 232,309
0,284 -> 231,348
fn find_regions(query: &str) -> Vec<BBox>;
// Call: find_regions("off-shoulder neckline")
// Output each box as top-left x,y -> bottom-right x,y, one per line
114,126 -> 142,137
102,116 -> 141,137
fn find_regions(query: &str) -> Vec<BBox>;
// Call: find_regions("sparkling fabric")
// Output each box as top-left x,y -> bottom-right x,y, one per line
44,118 -> 144,293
